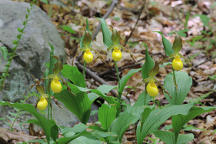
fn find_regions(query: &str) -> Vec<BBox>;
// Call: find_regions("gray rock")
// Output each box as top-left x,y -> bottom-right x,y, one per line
0,0 -> 83,129
0,0 -> 65,100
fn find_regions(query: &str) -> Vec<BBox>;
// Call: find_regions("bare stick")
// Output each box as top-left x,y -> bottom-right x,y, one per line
99,62 -> 142,77
92,0 -> 119,40
124,0 -> 147,46
74,59 -> 118,97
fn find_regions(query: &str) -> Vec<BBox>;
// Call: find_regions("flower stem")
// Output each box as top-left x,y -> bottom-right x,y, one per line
114,62 -> 121,98
83,61 -> 86,78
172,69 -> 179,143
115,61 -> 122,114
48,94 -> 52,120
172,69 -> 178,98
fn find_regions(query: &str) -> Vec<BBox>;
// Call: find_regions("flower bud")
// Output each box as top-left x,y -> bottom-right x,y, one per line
112,48 -> 122,62
37,97 -> 48,110
51,76 -> 62,93
172,55 -> 183,71
146,81 -> 159,97
83,49 -> 93,63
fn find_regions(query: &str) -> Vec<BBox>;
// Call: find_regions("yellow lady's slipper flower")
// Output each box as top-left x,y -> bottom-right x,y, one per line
37,96 -> 48,110
146,81 -> 159,97
112,47 -> 122,62
172,55 -> 183,71
51,76 -> 62,93
83,48 -> 93,63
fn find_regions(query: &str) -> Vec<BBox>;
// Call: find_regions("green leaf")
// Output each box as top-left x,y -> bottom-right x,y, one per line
25,119 -> 40,125
177,133 -> 194,144
69,83 -> 118,105
119,68 -> 141,96
58,123 -> 87,144
54,89 -> 91,124
154,131 -> 175,144
61,65 -> 86,87
176,29 -> 188,37
98,104 -> 117,130
82,32 -> 92,48
69,136 -> 102,144
137,104 -> 193,144
136,106 -> 154,143
27,139 -> 48,144
172,35 -> 182,54
17,27 -> 23,33
17,34 -> 22,39
44,43 -> 56,93
149,62 -> 159,77
198,14 -> 209,27
154,131 -> 194,144
61,123 -> 87,137
85,18 -> 90,32
91,89 -> 118,105
80,19 -> 91,49
59,127 -> 103,144
189,91 -> 213,104
141,45 -> 155,80
136,121 -> 142,143
172,106 -> 216,134
164,71 -> 192,105
209,74 -> 216,80
100,18 -> 112,47
0,101 -> 58,142
97,84 -> 116,94
89,129 -> 117,138
134,91 -> 151,106
184,12 -> 190,29
13,40 -> 18,45
40,0 -> 48,4
0,46 -> 8,60
57,133 -> 82,144
110,105 -> 144,142
47,43 -> 55,75
162,35 -> 174,56
64,129 -> 103,144
111,30 -> 120,46
61,25 -> 76,34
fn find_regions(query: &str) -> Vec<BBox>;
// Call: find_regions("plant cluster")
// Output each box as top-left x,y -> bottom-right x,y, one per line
0,5 -> 215,144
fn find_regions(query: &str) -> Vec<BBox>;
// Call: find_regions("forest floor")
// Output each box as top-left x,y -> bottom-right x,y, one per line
6,0 -> 216,143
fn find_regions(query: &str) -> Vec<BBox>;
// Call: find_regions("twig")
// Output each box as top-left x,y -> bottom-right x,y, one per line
99,57 -> 146,77
99,62 -> 142,77
74,59 -> 118,97
124,0 -> 147,46
92,0 -> 119,40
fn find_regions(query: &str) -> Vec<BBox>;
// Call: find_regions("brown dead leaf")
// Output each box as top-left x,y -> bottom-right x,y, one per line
0,128 -> 37,143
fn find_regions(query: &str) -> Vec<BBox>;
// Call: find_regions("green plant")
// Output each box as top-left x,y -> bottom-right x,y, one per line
0,46 -> 8,63
0,17 -> 215,144
0,1 -> 34,90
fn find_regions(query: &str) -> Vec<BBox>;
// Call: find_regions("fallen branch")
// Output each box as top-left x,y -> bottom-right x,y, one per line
99,62 -> 142,77
74,59 -> 118,97
92,0 -> 119,40
124,0 -> 147,46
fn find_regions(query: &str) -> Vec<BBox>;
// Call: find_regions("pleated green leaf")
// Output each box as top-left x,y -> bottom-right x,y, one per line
98,104 -> 117,130
164,71 -> 192,105
0,101 -> 58,142
141,45 -> 155,80
162,35 -> 174,56
61,65 -> 86,87
137,104 -> 193,144
172,106 -> 216,134
100,18 -> 112,47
